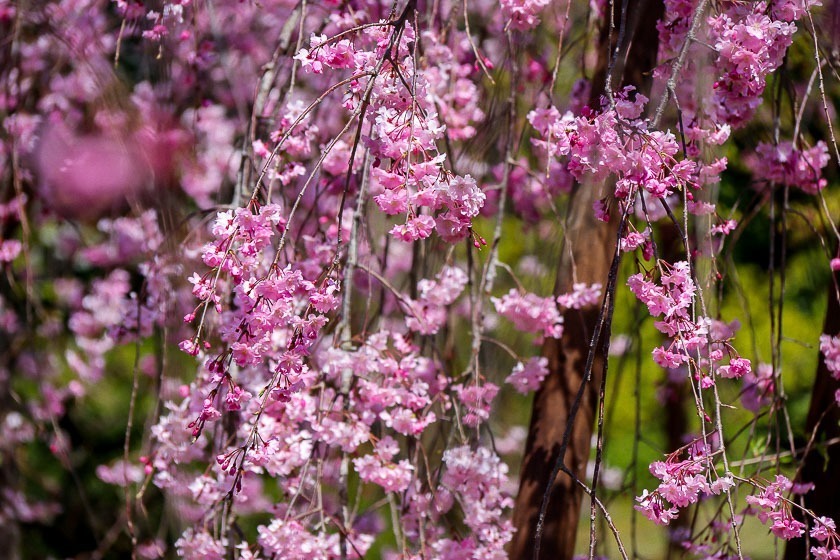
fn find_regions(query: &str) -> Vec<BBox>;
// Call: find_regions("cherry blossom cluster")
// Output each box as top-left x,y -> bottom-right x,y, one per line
654,0 -> 695,75
557,282 -> 603,309
492,282 -> 603,342
810,517 -> 840,559
405,265 -> 469,335
653,0 -> 821,198
708,0 -> 820,127
492,289 -> 565,339
500,0 -> 551,30
745,475 -> 807,540
618,226 -> 653,256
635,443 -> 734,525
529,88 -> 698,201
291,22 -> 487,246
527,85 -> 735,252
628,261 -> 752,386
819,334 -> 840,404
640,463 -> 840,557
752,141 -> 831,193
506,357 -> 550,394
434,446 -> 515,558
179,201 -> 340,439
163,235 -> 515,557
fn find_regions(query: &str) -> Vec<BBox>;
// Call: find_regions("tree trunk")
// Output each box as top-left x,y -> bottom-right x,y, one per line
784,5 -> 840,558
510,3 -> 663,558
784,274 -> 840,560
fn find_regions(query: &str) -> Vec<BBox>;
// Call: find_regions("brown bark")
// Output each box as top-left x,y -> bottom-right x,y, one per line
510,3 -> 664,559
784,7 -> 840,559
784,276 -> 840,560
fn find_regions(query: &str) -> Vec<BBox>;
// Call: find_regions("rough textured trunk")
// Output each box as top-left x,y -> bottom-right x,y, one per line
509,192 -> 617,560
784,276 -> 840,560
785,0 -> 840,560
784,6 -> 840,559
510,3 -> 663,558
